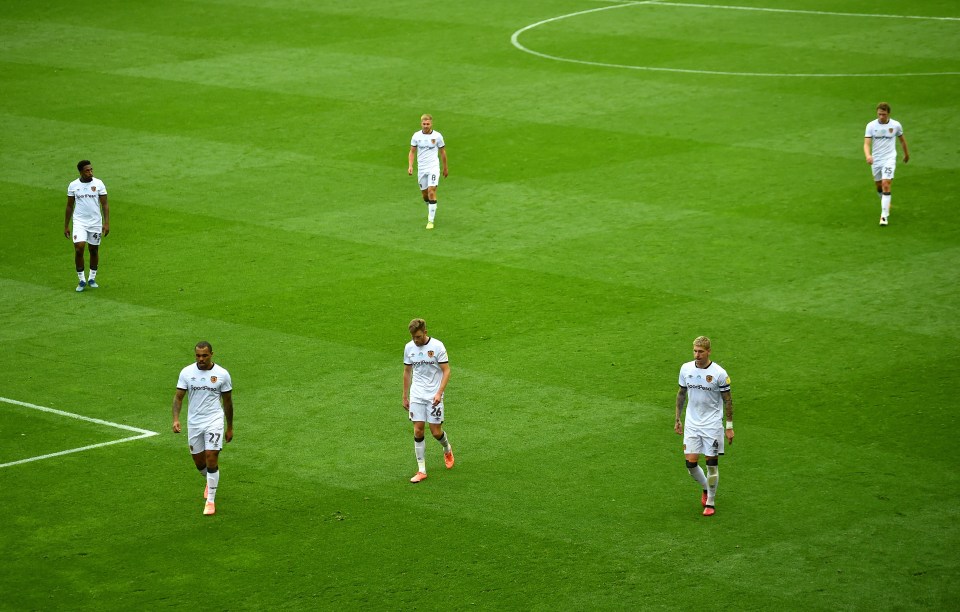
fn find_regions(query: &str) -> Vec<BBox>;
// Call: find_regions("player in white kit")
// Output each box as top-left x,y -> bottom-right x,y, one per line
64,160 -> 110,292
864,102 -> 910,226
402,318 -> 454,482
675,336 -> 734,516
407,114 -> 448,229
172,341 -> 234,515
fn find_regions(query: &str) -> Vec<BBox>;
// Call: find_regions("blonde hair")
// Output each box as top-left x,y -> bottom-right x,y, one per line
420,114 -> 433,121
693,336 -> 711,350
409,318 -> 427,334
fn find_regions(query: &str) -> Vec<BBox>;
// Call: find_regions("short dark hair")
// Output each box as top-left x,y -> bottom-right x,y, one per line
77,160 -> 91,172
195,341 -> 213,352
876,102 -> 891,113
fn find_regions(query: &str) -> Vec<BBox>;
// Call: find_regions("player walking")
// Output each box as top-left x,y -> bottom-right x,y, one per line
64,160 -> 109,292
864,102 -> 910,226
407,114 -> 448,229
172,341 -> 234,515
675,336 -> 734,516
402,318 -> 454,482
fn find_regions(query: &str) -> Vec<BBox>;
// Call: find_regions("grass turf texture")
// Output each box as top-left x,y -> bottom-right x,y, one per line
2,0 -> 959,609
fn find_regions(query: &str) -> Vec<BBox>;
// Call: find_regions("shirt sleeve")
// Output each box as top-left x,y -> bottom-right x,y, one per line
177,369 -> 189,390
221,370 -> 233,393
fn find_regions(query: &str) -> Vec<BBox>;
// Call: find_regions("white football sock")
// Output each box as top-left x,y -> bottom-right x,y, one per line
687,464 -> 708,489
415,438 -> 426,473
437,432 -> 451,453
89,269 -> 97,280
206,469 -> 220,502
428,203 -> 437,222
881,194 -> 891,217
77,271 -> 85,282
706,465 -> 719,505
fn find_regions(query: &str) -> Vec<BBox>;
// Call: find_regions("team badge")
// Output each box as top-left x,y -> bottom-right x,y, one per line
706,375 -> 713,382
427,351 -> 434,357
431,139 -> 436,144
91,186 -> 97,191
888,128 -> 894,133
211,376 -> 217,383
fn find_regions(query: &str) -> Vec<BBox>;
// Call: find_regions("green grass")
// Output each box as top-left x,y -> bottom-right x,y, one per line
2,0 -> 959,609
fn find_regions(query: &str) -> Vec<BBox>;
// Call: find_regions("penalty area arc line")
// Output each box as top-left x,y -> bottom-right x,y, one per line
510,1 -> 960,77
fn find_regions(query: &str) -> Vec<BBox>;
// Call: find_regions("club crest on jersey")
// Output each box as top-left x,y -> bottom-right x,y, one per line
888,128 -> 894,133
210,376 -> 217,383
91,186 -> 97,191
431,139 -> 436,144
706,375 -> 713,382
427,351 -> 434,357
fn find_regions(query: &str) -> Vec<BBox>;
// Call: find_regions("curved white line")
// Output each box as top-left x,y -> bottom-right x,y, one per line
510,1 -> 960,77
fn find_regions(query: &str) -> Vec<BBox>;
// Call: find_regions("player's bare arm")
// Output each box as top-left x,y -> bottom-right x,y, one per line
440,148 -> 449,178
64,196 -> 75,238
674,387 -> 687,434
402,364 -> 412,409
899,134 -> 910,163
863,137 -> 873,164
434,362 -> 451,407
100,194 -> 110,236
172,388 -> 186,433
222,390 -> 234,442
722,389 -> 734,444
408,146 -> 416,175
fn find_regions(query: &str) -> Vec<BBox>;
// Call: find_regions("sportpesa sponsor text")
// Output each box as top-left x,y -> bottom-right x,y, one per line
686,384 -> 726,391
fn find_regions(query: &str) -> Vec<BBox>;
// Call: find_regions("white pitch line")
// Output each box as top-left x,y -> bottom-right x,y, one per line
0,396 -> 159,468
510,1 -> 960,77
650,1 -> 960,22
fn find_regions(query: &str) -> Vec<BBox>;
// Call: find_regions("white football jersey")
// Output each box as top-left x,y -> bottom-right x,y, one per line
67,177 -> 107,226
678,360 -> 730,430
177,363 -> 232,429
865,119 -> 903,163
404,337 -> 448,402
411,130 -> 445,173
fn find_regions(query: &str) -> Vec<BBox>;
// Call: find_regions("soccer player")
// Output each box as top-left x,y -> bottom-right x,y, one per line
407,114 -> 448,229
675,336 -> 734,516
64,160 -> 109,292
864,102 -> 910,226
172,341 -> 234,515
402,318 -> 454,482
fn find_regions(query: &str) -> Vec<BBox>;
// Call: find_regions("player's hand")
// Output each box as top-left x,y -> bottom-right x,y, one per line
725,428 -> 734,446
865,155 -> 873,164
402,397 -> 410,410
64,228 -> 71,239
903,154 -> 910,164
674,419 -> 683,435
173,420 -> 181,433
432,393 -> 442,407
407,167 -> 413,175
103,223 -> 110,236
226,427 -> 233,443
442,168 -> 448,178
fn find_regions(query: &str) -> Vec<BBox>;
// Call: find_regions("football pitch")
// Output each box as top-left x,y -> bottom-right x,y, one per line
2,0 -> 959,609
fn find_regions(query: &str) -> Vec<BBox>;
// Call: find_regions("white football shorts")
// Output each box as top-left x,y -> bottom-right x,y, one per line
408,398 -> 444,424
872,160 -> 896,182
683,424 -> 724,457
72,224 -> 103,245
188,420 -> 225,454
417,170 -> 440,191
